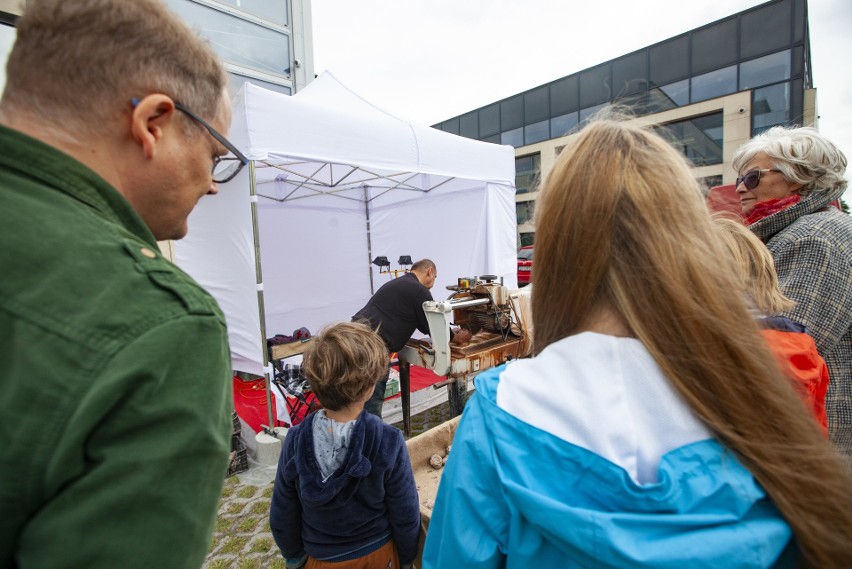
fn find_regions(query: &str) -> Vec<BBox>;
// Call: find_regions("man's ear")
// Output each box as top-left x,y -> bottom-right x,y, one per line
129,94 -> 177,160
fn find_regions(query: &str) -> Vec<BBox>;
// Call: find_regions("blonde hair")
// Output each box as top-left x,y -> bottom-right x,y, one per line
301,322 -> 389,411
533,119 -> 852,567
1,0 -> 227,135
714,215 -> 795,314
732,126 -> 848,197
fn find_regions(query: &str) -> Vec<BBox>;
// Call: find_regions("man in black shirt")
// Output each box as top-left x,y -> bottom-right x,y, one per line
353,258 -> 438,417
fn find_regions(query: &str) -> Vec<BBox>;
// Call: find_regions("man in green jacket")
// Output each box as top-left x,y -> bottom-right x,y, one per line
0,1 -> 244,567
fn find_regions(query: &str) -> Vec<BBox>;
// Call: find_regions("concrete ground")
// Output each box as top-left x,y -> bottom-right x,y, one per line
202,401 -> 454,569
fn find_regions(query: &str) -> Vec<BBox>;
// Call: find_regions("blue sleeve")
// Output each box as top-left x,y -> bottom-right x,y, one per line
422,393 -> 509,568
384,428 -> 422,564
269,431 -> 305,559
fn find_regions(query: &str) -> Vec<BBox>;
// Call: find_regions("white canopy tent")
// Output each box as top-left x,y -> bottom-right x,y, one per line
175,72 -> 517,397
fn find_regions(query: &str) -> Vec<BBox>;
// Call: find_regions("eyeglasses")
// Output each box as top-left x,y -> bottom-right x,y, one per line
735,168 -> 782,190
130,98 -> 249,183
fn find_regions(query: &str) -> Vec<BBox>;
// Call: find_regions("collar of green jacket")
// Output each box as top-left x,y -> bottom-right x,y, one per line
0,123 -> 157,247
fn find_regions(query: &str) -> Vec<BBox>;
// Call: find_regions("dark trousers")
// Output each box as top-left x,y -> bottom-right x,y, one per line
364,365 -> 390,419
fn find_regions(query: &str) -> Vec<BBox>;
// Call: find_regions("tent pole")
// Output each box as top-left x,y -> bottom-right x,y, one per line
364,185 -> 375,295
248,161 -> 275,433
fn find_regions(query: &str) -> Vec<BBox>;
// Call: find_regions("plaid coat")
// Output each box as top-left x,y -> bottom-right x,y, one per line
750,186 -> 852,460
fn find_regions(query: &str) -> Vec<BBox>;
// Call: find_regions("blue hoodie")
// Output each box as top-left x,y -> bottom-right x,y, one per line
422,333 -> 795,568
270,410 -> 421,564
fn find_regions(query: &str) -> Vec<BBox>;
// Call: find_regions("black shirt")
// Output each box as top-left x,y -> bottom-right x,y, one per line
352,272 -> 434,352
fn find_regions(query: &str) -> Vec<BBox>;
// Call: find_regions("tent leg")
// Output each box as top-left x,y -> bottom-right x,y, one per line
400,360 -> 411,437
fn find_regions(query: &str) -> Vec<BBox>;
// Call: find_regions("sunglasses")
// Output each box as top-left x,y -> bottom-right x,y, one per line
735,168 -> 782,190
130,97 -> 249,184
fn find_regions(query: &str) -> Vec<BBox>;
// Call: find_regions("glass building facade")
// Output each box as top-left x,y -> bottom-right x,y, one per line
0,0 -> 313,97
432,0 -> 813,246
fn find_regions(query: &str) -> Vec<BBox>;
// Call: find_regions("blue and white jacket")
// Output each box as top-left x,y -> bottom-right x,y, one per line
422,332 -> 795,568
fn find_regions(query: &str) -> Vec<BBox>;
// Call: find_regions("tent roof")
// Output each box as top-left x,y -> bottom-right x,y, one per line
230,72 -> 516,205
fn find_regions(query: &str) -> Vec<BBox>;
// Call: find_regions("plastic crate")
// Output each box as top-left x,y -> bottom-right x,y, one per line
226,447 -> 248,478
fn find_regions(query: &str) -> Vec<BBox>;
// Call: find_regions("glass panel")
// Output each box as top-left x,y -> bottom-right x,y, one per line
166,0 -> 291,76
500,96 -> 523,131
524,86 -> 549,124
649,35 -> 689,84
501,127 -> 524,147
524,120 -> 549,146
0,24 -> 16,94
479,103 -> 500,137
550,112 -> 579,138
792,45 -> 803,78
460,112 -> 478,139
654,112 -> 724,166
229,73 -> 290,96
690,65 -> 736,103
481,134 -> 501,144
579,102 -> 607,124
519,233 -> 535,247
441,117 -> 460,135
516,201 -> 535,225
740,0 -> 792,59
691,17 -> 737,75
515,154 -> 540,195
579,63 -> 611,107
791,77 -> 803,126
752,82 -> 790,133
612,50 -> 647,96
550,75 -> 578,116
793,0 -> 805,43
700,175 -> 724,193
740,50 -> 790,90
647,79 -> 689,113
209,0 -> 288,27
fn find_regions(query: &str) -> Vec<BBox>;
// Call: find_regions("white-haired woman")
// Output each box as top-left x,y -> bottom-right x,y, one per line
733,126 -> 852,460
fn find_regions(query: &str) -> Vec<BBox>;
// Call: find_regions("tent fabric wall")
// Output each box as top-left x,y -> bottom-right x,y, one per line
176,73 -> 517,376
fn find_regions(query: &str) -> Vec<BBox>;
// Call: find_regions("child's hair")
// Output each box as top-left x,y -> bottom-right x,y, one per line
301,321 -> 389,411
714,215 -> 795,315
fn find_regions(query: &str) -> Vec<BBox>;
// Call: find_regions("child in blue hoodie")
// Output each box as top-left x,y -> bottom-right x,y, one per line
270,321 -> 420,569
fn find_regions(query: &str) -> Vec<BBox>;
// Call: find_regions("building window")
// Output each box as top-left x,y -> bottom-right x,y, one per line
524,86 -> 549,124
501,127 -> 524,148
579,102 -> 608,124
550,75 -> 579,116
459,112 -> 478,139
228,73 -> 291,96
516,201 -> 535,226
612,50 -> 648,97
500,96 -> 524,131
519,232 -> 535,247
210,0 -> 289,27
579,62 -> 612,107
647,79 -> 689,113
691,17 -> 737,75
515,154 -> 541,195
551,112 -> 579,138
479,103 -> 500,138
441,117 -> 460,135
524,120 -> 550,146
166,0 -> 291,77
649,35 -> 689,85
690,65 -> 737,103
655,112 -> 724,166
740,50 -> 790,91
740,0 -> 792,59
752,82 -> 790,134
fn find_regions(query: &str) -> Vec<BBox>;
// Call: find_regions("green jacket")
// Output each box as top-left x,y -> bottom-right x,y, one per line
0,125 -> 233,568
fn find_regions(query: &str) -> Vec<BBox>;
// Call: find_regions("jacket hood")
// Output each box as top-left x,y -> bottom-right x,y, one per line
283,411 -> 378,508
749,182 -> 846,242
453,369 -> 793,567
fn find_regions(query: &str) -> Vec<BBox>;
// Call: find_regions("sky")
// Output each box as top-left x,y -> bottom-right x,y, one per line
310,0 -> 852,200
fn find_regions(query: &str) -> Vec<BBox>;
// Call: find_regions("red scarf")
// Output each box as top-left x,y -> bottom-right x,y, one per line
745,195 -> 801,225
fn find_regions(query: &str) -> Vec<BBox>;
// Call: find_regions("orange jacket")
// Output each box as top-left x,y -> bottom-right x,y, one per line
761,327 -> 829,435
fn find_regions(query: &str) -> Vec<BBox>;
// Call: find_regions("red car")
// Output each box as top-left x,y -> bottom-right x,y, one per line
517,245 -> 533,286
